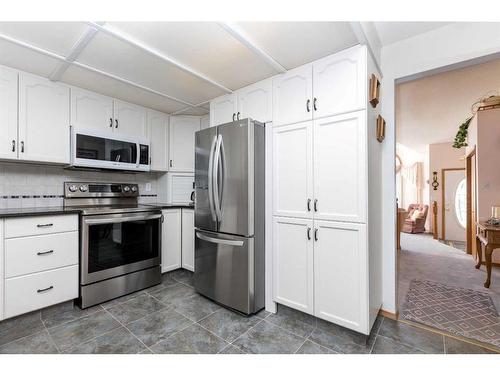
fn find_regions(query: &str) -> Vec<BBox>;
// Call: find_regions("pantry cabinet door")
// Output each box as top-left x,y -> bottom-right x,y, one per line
0,67 -> 18,160
147,109 -> 169,172
181,209 -> 195,272
18,74 -> 70,164
273,65 -> 313,126
169,116 -> 201,172
210,93 -> 237,127
161,209 -> 182,273
313,46 -> 366,119
237,78 -> 272,123
313,220 -> 368,334
313,111 -> 367,223
113,99 -> 147,138
273,216 -> 314,314
273,121 -> 313,219
71,87 -> 114,133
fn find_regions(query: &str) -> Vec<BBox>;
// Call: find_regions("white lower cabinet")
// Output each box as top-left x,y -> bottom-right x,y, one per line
181,209 -> 195,271
273,216 -> 314,314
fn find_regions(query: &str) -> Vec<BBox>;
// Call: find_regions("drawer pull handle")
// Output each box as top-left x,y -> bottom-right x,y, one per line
37,223 -> 53,228
37,286 -> 54,293
37,250 -> 54,256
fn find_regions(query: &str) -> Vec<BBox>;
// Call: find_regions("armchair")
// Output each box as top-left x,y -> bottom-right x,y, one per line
402,204 -> 428,234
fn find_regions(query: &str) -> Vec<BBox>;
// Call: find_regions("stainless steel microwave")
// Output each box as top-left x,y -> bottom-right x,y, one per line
71,127 -> 150,172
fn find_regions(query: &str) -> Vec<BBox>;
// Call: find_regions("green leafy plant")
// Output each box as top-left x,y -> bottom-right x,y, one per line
452,116 -> 473,149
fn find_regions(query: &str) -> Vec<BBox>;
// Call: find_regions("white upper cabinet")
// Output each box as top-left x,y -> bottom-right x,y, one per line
237,78 -> 272,123
113,100 -> 147,138
312,46 -> 367,119
181,209 -> 195,272
273,121 -> 313,219
313,111 -> 366,223
313,220 -> 367,333
273,64 -> 313,126
0,67 -> 18,161
210,93 -> 237,127
18,73 -> 70,164
169,115 -> 201,172
147,109 -> 169,172
273,216 -> 314,314
71,87 -> 114,133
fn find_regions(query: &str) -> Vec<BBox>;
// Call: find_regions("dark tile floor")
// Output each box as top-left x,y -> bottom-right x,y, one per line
0,269 -> 498,354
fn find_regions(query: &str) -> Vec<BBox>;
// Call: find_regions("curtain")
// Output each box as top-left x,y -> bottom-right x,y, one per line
401,162 -> 424,207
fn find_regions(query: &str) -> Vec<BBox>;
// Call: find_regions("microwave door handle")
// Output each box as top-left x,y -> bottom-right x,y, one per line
84,213 -> 162,225
196,232 -> 244,247
207,135 -> 217,222
213,134 -> 223,222
136,142 -> 140,168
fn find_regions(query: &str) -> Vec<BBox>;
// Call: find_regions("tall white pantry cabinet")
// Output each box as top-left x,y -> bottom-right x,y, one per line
271,45 -> 382,335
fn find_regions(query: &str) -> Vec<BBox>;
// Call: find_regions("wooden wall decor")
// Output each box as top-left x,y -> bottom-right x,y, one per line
432,171 -> 439,190
376,115 -> 386,142
369,74 -> 381,108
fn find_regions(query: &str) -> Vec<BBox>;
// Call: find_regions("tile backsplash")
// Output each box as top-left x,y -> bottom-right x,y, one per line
0,162 -> 163,209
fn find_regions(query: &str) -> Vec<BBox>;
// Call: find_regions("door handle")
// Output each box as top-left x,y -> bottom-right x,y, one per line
313,98 -> 318,111
20,141 -> 24,153
115,119 -> 119,128
169,160 -> 173,168
314,199 -> 318,212
314,228 -> 318,241
306,99 -> 311,112
11,140 -> 15,152
307,198 -> 311,212
237,112 -> 240,120
37,250 -> 54,256
109,118 -> 113,127
232,113 -> 236,121
196,232 -> 244,247
307,227 -> 311,240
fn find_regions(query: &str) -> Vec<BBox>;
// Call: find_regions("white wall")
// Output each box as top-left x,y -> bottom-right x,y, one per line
380,23 -> 500,314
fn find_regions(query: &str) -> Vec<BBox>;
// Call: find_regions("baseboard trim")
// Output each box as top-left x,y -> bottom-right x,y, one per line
379,309 -> 398,321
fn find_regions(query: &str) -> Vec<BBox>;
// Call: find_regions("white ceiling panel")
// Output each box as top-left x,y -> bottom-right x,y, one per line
61,64 -> 188,114
0,38 -> 61,78
0,22 -> 88,56
108,22 -> 278,91
236,22 -> 359,70
373,22 -> 451,46
178,106 -> 210,116
76,31 -> 226,105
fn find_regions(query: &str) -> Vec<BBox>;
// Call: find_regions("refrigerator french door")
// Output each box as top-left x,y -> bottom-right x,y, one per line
194,118 -> 265,314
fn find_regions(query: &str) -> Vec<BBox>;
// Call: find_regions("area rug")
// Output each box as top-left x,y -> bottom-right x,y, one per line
401,280 -> 500,348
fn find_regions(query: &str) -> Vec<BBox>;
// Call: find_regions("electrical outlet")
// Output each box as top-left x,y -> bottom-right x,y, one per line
145,183 -> 152,192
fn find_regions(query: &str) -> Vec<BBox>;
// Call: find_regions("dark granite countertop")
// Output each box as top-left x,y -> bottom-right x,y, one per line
0,206 -> 83,218
145,202 -> 194,209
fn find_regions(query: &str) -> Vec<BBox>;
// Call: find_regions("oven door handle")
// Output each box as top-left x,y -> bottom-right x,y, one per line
83,213 -> 162,225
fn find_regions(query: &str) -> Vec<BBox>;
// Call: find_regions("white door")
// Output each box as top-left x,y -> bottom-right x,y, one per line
273,216 -> 314,314
210,93 -> 237,126
18,74 -> 70,164
314,220 -> 368,334
169,115 -> 200,172
147,109 -> 169,172
113,99 -> 147,138
313,46 -> 366,119
273,64 -> 313,126
161,209 -> 182,272
181,208 -> 195,271
443,169 -> 466,242
273,121 -> 313,219
237,78 -> 272,123
0,67 -> 18,160
70,87 -> 114,133
313,111 -> 367,223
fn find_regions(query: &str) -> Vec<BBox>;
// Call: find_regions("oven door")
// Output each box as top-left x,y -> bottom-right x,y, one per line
81,211 -> 162,285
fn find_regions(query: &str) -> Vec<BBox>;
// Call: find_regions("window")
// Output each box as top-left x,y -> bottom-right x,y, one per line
455,178 -> 467,228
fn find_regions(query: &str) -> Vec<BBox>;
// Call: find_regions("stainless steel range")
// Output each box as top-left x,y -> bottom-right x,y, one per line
64,182 -> 162,308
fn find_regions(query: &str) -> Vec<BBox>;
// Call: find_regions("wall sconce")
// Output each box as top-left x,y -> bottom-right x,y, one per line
432,172 -> 439,190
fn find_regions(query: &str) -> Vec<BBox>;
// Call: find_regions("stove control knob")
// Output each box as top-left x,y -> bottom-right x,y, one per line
123,185 -> 131,193
79,185 -> 88,192
68,184 -> 78,193
131,186 -> 138,193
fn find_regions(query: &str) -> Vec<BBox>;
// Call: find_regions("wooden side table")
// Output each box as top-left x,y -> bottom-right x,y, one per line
475,221 -> 500,288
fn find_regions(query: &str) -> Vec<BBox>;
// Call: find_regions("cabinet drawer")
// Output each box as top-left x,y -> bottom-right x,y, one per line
4,265 -> 78,319
5,232 -> 78,278
4,214 -> 78,238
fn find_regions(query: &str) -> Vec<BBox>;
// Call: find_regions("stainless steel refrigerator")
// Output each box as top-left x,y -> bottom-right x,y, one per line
194,118 -> 265,315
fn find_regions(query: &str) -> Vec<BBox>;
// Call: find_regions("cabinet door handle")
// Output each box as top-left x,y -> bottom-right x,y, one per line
307,227 -> 311,240
37,286 -> 54,293
306,99 -> 310,112
313,97 -> 318,111
314,199 -> 318,212
37,223 -> 53,228
11,140 -> 15,152
169,160 -> 173,168
314,228 -> 318,241
37,250 -> 54,256
307,198 -> 311,212
109,118 -> 113,127
115,119 -> 119,128
232,113 -> 236,121
237,112 -> 240,120
20,141 -> 24,153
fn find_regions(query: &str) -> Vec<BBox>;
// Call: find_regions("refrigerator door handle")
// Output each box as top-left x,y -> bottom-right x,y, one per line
213,134 -> 223,222
207,135 -> 218,222
196,232 -> 244,247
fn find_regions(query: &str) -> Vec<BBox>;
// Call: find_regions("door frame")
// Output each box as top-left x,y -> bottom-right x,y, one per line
441,167 -> 466,241
466,147 -> 476,254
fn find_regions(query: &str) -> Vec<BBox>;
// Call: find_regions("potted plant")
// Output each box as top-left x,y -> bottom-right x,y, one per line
452,116 -> 473,149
